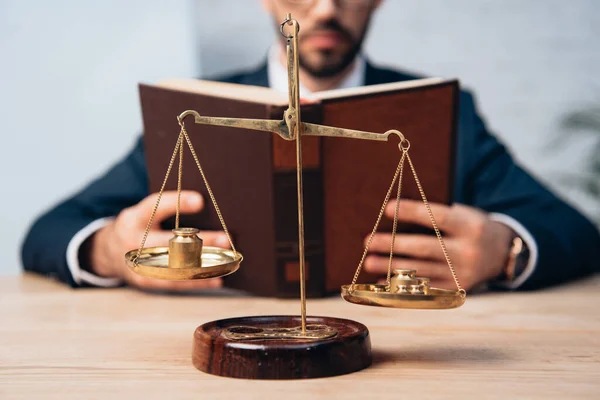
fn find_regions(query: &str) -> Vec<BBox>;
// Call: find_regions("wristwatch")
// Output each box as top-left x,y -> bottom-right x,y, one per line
497,235 -> 530,283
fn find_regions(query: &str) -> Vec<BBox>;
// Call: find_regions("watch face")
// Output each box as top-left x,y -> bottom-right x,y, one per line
491,235 -> 530,285
513,238 -> 530,279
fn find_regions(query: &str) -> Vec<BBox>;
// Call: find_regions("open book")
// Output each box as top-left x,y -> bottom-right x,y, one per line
139,77 -> 458,297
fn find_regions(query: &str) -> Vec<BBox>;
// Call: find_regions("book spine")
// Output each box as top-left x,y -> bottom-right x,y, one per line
269,104 -> 326,298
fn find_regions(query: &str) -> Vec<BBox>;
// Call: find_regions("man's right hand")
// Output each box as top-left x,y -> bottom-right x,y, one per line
89,191 -> 230,291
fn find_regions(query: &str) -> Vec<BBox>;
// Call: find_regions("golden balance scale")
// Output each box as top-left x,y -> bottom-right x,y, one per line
125,14 -> 466,379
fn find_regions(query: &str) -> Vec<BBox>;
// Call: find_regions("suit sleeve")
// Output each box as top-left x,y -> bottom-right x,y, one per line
456,91 -> 600,289
20,137 -> 148,287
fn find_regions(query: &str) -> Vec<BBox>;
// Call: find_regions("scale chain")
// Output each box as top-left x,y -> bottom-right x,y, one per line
175,131 -> 184,229
135,131 -> 184,263
136,122 -> 239,263
386,152 -> 406,288
349,144 -> 465,297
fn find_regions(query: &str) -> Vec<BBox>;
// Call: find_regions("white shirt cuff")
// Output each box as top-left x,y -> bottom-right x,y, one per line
489,213 -> 538,289
66,217 -> 124,287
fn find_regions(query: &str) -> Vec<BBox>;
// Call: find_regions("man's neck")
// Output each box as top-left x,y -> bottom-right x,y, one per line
276,46 -> 359,93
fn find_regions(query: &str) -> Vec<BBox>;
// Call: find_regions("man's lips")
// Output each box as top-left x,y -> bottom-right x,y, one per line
303,31 -> 348,49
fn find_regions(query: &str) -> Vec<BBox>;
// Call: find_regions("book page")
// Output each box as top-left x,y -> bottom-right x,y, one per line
155,78 -> 289,105
150,76 -> 452,105
311,77 -> 448,101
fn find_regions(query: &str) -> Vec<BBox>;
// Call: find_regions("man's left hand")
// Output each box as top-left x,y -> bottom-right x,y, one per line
364,199 -> 514,291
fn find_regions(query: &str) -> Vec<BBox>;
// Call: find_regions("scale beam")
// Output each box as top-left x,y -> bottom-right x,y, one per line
177,110 -> 407,146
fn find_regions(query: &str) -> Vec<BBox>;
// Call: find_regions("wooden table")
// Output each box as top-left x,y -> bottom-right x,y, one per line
1,273 -> 599,399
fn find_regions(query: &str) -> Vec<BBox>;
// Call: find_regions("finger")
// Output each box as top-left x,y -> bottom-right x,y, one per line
127,272 -> 223,291
385,199 -> 453,232
300,96 -> 317,105
198,231 -> 231,249
368,233 -> 453,261
135,191 -> 204,227
364,255 -> 450,279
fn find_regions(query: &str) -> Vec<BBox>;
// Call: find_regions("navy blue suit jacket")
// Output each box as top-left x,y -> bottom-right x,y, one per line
21,62 -> 600,289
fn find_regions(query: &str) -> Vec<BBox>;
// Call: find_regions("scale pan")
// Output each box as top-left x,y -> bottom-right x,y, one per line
341,284 -> 465,310
125,246 -> 242,280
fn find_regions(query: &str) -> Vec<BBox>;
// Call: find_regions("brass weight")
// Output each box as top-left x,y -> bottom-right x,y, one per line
168,228 -> 203,268
390,269 -> 430,295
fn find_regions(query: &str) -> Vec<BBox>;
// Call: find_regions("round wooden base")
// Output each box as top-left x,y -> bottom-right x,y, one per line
192,315 -> 371,379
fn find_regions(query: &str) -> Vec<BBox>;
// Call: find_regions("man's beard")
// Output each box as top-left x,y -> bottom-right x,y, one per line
285,18 -> 370,79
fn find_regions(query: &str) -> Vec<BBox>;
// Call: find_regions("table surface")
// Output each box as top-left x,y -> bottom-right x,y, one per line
1,273 -> 599,399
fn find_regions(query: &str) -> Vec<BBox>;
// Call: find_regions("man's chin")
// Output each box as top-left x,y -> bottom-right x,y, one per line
302,65 -> 349,78
299,57 -> 355,79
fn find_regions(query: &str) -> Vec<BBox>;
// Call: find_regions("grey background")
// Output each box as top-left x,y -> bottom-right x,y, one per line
1,0 -> 599,275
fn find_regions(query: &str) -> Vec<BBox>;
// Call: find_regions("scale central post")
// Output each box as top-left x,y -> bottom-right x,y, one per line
281,13 -> 308,334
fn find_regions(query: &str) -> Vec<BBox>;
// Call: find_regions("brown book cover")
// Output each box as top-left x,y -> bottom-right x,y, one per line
139,77 -> 458,297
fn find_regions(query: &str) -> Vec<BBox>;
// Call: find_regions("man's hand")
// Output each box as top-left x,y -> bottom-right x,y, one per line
364,199 -> 514,291
90,191 -> 230,291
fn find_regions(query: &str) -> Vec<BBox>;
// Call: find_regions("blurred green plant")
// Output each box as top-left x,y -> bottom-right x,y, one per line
552,106 -> 600,223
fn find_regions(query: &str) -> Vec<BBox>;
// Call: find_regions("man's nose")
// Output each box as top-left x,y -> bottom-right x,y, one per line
311,0 -> 337,20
